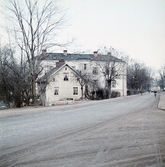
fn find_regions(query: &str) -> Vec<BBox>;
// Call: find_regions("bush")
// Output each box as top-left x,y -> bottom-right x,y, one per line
111,91 -> 120,98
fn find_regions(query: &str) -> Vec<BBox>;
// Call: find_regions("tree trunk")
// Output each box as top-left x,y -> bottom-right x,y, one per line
81,86 -> 83,99
107,80 -> 112,98
32,74 -> 36,104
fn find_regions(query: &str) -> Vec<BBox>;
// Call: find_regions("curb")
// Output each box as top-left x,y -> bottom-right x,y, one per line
157,92 -> 165,111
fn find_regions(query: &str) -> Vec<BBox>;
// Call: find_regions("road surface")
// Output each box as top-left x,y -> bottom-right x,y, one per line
0,93 -> 165,167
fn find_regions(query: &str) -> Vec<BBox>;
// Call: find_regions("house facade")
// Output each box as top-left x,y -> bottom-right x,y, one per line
37,64 -> 83,106
37,50 -> 127,106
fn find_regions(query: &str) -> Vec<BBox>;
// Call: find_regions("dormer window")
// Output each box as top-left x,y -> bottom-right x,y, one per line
64,73 -> 69,81
65,67 -> 67,70
54,87 -> 59,95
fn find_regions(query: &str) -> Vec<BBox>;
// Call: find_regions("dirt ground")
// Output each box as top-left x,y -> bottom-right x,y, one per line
26,98 -> 165,167
0,93 -> 165,167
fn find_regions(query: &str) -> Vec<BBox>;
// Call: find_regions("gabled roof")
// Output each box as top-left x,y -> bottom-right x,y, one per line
38,52 -> 124,62
37,64 -> 81,83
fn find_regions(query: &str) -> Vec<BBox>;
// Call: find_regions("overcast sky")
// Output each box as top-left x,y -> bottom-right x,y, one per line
59,0 -> 165,70
0,0 -> 165,71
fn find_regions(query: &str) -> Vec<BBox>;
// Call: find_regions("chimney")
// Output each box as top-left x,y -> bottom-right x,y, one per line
93,51 -> 98,57
42,49 -> 47,54
56,60 -> 65,67
63,50 -> 67,56
108,52 -> 112,56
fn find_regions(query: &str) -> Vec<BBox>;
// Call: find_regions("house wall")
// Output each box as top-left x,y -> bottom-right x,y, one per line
111,75 -> 127,96
110,62 -> 127,96
65,60 -> 127,96
40,54 -> 127,103
45,66 -> 81,106
66,60 -> 105,87
39,60 -> 59,77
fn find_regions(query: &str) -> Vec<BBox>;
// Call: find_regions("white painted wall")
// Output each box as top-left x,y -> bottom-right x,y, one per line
45,66 -> 81,106
65,60 -> 127,96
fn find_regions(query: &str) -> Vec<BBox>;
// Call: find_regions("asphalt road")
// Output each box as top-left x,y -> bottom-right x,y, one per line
0,93 -> 165,167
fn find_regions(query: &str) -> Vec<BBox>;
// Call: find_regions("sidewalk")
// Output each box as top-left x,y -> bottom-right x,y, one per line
0,93 -> 165,118
158,92 -> 165,110
0,100 -> 91,118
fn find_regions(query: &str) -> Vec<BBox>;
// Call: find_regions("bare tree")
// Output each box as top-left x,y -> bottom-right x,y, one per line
97,52 -> 125,98
126,59 -> 151,94
0,46 -> 13,107
2,0 -> 69,103
76,70 -> 98,99
36,75 -> 48,106
0,45 -> 31,107
76,71 -> 89,99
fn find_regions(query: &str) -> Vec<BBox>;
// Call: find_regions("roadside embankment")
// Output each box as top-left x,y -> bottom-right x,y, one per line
158,92 -> 165,110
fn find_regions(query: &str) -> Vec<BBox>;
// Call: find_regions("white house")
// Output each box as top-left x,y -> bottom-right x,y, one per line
37,63 -> 84,106
37,50 -> 127,105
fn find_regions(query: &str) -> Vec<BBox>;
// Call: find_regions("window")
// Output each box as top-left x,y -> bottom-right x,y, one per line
73,87 -> 78,95
64,73 -> 69,81
84,64 -> 87,70
54,87 -> 59,95
112,81 -> 116,88
93,67 -> 98,75
94,80 -> 98,84
52,78 -> 55,82
105,67 -> 109,75
65,67 -> 67,70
